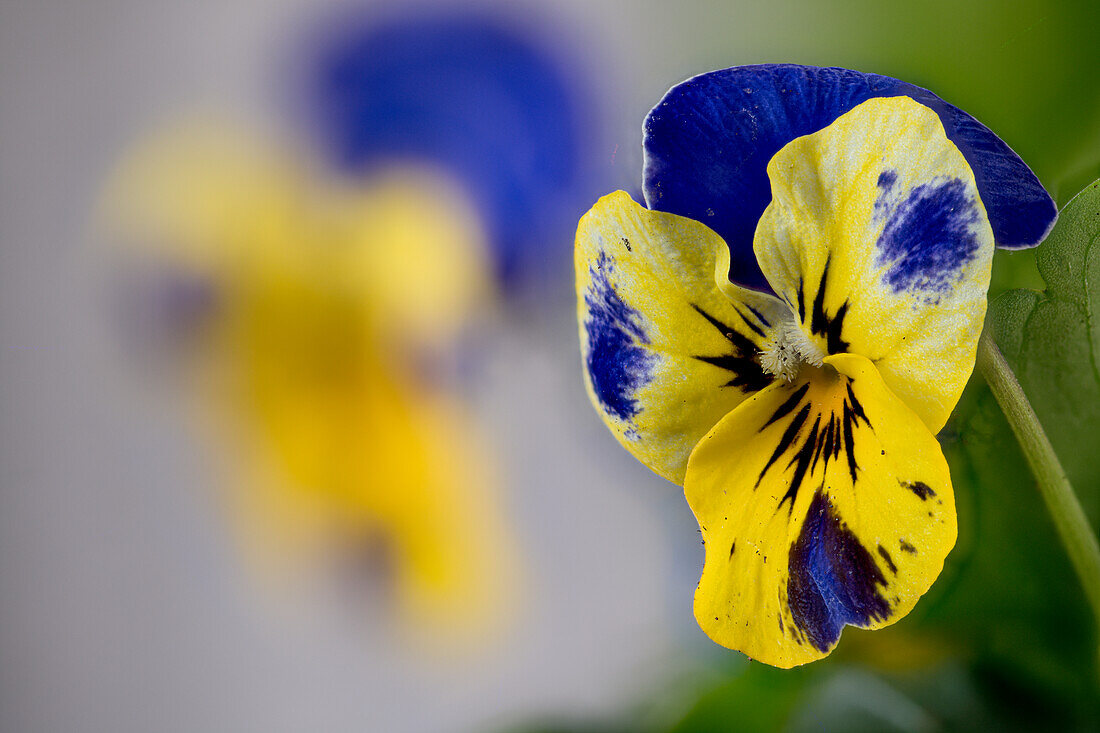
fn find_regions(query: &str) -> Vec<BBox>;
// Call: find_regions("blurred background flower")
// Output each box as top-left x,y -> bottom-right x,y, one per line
99,122 -> 514,642
2,0 -> 1099,731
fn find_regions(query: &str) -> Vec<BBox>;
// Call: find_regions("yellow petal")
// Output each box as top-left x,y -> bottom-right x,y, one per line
97,121 -> 304,274
576,191 -> 788,483
342,166 -> 493,350
685,354 -> 956,667
230,353 -> 516,641
754,96 -> 995,432
363,380 -> 517,640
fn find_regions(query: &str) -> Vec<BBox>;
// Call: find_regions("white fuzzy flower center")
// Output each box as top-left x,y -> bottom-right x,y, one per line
760,314 -> 825,382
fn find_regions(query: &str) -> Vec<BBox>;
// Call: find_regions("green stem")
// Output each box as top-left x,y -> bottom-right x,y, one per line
976,330 -> 1100,654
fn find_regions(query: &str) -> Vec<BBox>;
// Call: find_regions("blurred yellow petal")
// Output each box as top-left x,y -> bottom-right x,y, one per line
754,96 -> 995,432
98,121 -> 303,274
686,354 -> 955,667
343,167 -> 493,351
231,362 -> 515,640
381,385 -> 515,638
575,191 -> 788,483
203,188 -> 508,639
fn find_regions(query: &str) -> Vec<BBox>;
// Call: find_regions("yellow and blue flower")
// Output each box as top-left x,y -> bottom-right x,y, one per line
576,65 -> 1055,667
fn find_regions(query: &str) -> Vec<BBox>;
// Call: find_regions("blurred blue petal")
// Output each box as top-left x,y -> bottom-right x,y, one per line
643,64 -> 1057,292
302,10 -> 600,287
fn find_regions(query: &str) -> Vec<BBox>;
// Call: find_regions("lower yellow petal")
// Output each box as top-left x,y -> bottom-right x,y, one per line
685,354 -> 955,667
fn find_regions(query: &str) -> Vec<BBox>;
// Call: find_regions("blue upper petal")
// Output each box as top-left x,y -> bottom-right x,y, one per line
643,64 -> 1057,292
302,11 -> 600,287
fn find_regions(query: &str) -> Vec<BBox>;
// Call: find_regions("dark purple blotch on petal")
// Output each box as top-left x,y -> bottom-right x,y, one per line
787,491 -> 891,652
874,169 -> 898,220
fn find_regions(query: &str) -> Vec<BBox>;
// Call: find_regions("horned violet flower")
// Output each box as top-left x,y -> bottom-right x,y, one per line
576,65 -> 1055,667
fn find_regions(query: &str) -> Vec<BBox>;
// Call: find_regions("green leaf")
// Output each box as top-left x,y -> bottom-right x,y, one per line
989,178 -> 1100,514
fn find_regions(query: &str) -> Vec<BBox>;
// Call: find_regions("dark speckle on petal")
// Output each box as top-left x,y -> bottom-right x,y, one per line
901,479 -> 937,501
874,169 -> 897,220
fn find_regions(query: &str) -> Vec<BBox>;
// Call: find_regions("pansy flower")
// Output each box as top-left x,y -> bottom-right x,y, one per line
576,65 -> 1055,667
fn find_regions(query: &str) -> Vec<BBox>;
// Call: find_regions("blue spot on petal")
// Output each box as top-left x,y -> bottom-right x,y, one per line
873,169 -> 898,221
787,491 -> 890,651
875,178 -> 981,296
583,253 -> 657,424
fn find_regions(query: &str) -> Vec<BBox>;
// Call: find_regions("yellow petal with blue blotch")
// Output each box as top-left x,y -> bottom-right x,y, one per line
685,354 -> 955,668
576,191 -> 789,483
754,96 -> 995,432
